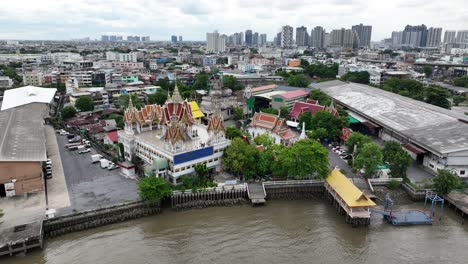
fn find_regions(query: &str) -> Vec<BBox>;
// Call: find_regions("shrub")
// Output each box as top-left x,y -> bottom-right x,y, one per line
387,179 -> 400,190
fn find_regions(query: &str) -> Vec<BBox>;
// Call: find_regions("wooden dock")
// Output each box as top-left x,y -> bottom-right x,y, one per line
443,190 -> 468,220
0,220 -> 43,257
247,183 -> 266,205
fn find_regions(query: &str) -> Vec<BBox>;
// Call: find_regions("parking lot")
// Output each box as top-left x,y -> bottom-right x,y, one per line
55,132 -> 138,215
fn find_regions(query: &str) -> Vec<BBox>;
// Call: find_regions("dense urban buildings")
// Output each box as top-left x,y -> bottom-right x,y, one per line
206,31 -> 226,52
281,25 -> 294,48
352,23 -> 372,48
295,26 -> 309,47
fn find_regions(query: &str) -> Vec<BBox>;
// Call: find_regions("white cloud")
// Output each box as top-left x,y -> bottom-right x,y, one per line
0,0 -> 466,40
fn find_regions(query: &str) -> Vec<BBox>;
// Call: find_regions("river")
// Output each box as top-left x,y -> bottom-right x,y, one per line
3,200 -> 468,264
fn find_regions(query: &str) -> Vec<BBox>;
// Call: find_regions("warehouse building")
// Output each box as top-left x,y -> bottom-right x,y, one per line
312,80 -> 468,177
0,86 -> 56,197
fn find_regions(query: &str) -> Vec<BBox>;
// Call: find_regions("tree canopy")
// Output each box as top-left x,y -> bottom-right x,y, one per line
233,106 -> 244,121
119,93 -> 141,110
432,169 -> 460,195
223,75 -> 245,91
354,142 -> 383,177
192,71 -> 210,90
222,138 -> 259,179
310,110 -> 344,140
138,177 -> 172,202
453,76 -> 468,88
341,71 -> 370,84
382,141 -> 412,178
148,91 -> 168,105
302,63 -> 338,80
61,105 -> 77,119
425,86 -> 451,109
383,78 -> 425,101
287,74 -> 311,87
225,127 -> 243,139
345,132 -> 372,155
75,96 -> 94,111
308,89 -> 331,106
299,112 -> 313,130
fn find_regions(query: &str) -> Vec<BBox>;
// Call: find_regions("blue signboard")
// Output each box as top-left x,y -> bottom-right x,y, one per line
174,146 -> 214,165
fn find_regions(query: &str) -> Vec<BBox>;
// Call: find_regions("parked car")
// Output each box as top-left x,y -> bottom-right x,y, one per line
68,137 -> 81,143
108,163 -> 118,170
78,149 -> 91,154
66,134 -> 76,139
46,159 -> 52,165
45,169 -> 52,179
340,154 -> 353,160
59,129 -> 69,135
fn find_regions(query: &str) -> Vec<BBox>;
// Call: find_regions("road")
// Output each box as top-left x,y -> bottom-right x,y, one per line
56,134 -> 138,215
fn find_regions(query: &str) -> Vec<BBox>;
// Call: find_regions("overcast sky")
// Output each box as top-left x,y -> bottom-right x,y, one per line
0,0 -> 467,41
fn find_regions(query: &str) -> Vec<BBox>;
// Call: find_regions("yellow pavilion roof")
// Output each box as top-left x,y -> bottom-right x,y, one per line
326,169 -> 376,208
190,101 -> 204,119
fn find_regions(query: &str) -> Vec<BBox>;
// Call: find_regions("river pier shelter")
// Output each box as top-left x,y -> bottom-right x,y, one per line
324,169 -> 376,225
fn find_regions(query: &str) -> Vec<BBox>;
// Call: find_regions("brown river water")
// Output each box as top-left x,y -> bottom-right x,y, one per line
3,200 -> 468,264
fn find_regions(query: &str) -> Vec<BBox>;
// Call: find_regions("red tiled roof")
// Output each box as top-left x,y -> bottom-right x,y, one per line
105,130 -> 119,142
306,99 -> 317,104
290,101 -> 325,119
277,89 -> 308,99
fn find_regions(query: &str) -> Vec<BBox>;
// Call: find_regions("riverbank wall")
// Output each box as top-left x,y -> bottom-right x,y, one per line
401,183 -> 430,201
171,184 -> 249,210
263,180 -> 325,199
43,201 -> 161,238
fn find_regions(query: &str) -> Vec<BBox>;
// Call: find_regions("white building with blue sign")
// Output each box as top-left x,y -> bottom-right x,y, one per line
119,82 -> 229,184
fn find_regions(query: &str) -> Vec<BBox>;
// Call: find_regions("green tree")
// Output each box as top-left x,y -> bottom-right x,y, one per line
299,112 -> 313,130
354,143 -> 383,177
233,106 -> 244,121
261,108 -> 279,115
148,91 -> 168,105
432,169 -> 460,195
308,89 -> 331,106
109,113 -> 124,129
194,164 -> 209,187
287,74 -> 311,87
222,138 -> 259,179
225,127 -> 243,139
192,72 -> 210,90
279,106 -> 289,119
276,139 -> 329,179
341,71 -> 370,84
383,78 -> 425,101
310,110 -> 343,140
345,132 -> 372,156
61,105 -> 77,119
137,177 -> 172,202
257,149 -> 274,178
422,65 -> 433,77
425,86 -> 451,109
382,141 -> 412,178
303,63 -> 338,79
154,77 -> 172,91
120,93 -> 142,110
223,75 -> 245,91
308,128 -> 328,141
254,133 -> 274,148
75,96 -> 94,111
453,76 -> 468,88
453,95 -> 466,106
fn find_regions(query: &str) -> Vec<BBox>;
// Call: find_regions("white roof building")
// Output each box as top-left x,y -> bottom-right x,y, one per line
1,86 -> 57,111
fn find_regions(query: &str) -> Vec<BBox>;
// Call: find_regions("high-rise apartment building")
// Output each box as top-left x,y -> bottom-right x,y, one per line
253,32 -> 259,45
245,30 -> 253,46
295,26 -> 309,47
426,27 -> 442,47
259,34 -> 267,46
179,36 -> 183,42
275,32 -> 282,47
443,30 -> 456,43
330,28 -> 345,46
101,35 -> 109,42
402,25 -> 428,47
206,31 -> 226,52
351,23 -> 372,48
456,30 -> 468,43
391,31 -> 403,48
281,25 -> 294,48
310,26 -> 325,49
171,35 -> 178,42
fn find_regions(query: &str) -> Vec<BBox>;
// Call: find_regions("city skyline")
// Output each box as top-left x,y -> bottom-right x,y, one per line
0,0 -> 467,41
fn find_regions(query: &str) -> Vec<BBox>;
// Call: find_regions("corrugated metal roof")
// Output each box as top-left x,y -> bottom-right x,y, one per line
326,169 -> 376,208
0,103 -> 48,161
1,86 -> 56,111
190,101 -> 204,119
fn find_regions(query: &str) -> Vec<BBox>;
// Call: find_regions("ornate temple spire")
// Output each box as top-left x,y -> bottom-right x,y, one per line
171,77 -> 183,103
127,96 -> 134,110
299,122 -> 307,140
